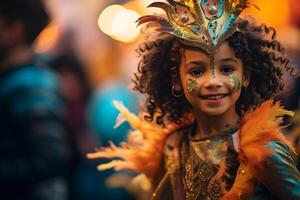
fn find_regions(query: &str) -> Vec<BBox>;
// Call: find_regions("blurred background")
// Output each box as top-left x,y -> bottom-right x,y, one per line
0,0 -> 300,200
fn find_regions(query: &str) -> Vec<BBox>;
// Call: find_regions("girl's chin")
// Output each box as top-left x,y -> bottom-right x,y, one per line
200,109 -> 228,116
197,103 -> 233,116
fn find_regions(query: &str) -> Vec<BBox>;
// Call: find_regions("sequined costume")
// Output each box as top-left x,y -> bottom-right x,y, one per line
151,101 -> 300,200
88,100 -> 300,200
154,130 -> 300,200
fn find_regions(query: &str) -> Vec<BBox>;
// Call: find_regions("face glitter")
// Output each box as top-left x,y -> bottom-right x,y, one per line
209,53 -> 216,78
229,74 -> 241,92
187,78 -> 198,94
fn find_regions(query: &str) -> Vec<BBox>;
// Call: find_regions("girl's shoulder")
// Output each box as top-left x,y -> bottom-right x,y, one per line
239,100 -> 294,153
223,100 -> 300,199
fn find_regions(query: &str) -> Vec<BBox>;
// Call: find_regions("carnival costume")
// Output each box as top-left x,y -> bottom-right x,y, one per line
88,0 -> 300,199
88,100 -> 300,199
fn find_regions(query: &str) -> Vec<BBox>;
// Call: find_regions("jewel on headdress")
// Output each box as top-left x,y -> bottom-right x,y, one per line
181,14 -> 190,23
209,5 -> 218,15
136,0 -> 250,53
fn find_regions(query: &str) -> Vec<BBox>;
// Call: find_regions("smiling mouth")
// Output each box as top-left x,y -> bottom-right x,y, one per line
200,94 -> 228,100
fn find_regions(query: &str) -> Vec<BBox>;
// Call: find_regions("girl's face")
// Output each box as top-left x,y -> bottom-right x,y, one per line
178,42 -> 250,116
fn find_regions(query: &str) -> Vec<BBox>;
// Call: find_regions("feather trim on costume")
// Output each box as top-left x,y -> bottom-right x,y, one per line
87,101 -> 195,183
222,100 -> 294,200
88,100 -> 294,198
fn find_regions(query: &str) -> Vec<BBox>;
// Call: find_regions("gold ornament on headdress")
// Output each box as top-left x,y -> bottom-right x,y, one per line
137,0 -> 250,53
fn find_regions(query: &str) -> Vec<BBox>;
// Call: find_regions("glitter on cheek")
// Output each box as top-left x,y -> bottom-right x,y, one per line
229,74 -> 241,92
187,78 -> 199,94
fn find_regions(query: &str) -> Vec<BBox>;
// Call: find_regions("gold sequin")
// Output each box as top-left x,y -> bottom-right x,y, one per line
181,133 -> 239,200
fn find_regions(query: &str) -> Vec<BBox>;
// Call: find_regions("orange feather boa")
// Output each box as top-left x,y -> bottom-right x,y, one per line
222,100 -> 294,199
87,100 -> 294,198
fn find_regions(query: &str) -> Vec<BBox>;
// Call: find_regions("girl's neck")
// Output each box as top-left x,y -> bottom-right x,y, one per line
193,109 -> 240,139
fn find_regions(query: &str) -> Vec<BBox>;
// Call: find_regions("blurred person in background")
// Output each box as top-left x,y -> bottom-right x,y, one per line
52,52 -> 94,158
51,47 -> 136,200
0,0 -> 72,199
51,52 -> 100,200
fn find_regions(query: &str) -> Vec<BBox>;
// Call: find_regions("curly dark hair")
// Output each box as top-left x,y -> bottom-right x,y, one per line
133,17 -> 293,125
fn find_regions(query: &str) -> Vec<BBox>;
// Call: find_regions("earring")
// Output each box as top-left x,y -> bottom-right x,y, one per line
172,85 -> 183,98
240,86 -> 249,96
242,85 -> 248,92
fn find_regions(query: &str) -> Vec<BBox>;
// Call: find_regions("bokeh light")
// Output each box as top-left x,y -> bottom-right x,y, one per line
34,22 -> 60,53
98,4 -> 126,36
98,4 -> 141,43
124,0 -> 166,15
111,9 -> 141,43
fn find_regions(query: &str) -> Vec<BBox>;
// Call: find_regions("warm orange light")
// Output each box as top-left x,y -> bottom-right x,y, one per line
134,0 -> 166,15
34,22 -> 60,53
243,0 -> 290,29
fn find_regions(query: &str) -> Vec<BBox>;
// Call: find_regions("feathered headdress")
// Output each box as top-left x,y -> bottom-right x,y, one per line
137,0 -> 251,53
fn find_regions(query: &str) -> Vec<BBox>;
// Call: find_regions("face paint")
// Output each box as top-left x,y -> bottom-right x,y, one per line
209,53 -> 216,78
187,78 -> 198,94
229,74 -> 241,92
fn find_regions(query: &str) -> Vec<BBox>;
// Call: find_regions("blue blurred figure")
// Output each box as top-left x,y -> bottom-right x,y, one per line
88,81 -> 140,145
0,0 -> 71,199
51,52 -> 101,200
87,80 -> 140,200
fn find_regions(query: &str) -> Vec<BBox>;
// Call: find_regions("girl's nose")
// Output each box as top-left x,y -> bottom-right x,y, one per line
203,71 -> 222,90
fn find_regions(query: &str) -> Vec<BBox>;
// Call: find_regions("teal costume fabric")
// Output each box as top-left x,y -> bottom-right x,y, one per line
249,141 -> 300,200
0,63 -> 71,200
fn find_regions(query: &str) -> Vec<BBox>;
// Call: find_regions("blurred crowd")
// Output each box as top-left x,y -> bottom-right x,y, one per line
0,0 -> 299,200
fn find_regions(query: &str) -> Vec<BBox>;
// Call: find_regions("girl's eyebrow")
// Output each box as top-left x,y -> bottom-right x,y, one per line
185,61 -> 207,68
219,58 -> 239,63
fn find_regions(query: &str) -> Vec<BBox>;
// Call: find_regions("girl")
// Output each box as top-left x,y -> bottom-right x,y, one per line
88,0 -> 300,199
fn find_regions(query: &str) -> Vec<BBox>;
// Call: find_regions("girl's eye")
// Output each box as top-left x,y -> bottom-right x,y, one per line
221,66 -> 234,74
189,68 -> 204,76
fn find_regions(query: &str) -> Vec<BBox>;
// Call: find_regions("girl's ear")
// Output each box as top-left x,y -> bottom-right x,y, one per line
242,70 -> 251,87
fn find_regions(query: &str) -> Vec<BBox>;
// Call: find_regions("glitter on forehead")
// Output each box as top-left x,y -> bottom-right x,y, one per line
209,53 -> 216,78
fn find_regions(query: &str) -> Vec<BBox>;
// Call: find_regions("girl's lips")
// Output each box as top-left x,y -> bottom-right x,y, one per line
200,94 -> 228,100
